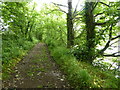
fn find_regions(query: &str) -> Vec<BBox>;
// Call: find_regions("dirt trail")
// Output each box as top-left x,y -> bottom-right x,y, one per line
3,43 -> 70,88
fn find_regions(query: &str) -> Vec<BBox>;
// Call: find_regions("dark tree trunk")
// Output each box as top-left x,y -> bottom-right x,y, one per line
85,2 -> 96,63
67,0 -> 74,48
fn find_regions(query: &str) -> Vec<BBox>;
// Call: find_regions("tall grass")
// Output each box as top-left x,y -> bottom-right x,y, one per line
2,33 -> 37,79
46,41 -> 118,88
50,46 -> 91,88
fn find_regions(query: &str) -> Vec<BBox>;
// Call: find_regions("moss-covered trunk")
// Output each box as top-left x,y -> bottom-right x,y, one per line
85,2 -> 96,63
67,0 -> 74,48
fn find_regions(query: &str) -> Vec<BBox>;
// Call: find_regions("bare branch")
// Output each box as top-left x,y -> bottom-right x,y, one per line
73,12 -> 80,18
91,2 -> 98,12
94,12 -> 104,17
52,2 -> 68,8
111,35 -> 120,41
104,51 -> 120,57
103,54 -> 120,57
45,9 -> 67,14
52,3 -> 67,14
99,2 -> 110,7
113,51 -> 120,55
100,35 -> 120,54
58,9 -> 67,13
110,39 -> 120,46
100,24 -> 113,54
73,0 -> 80,15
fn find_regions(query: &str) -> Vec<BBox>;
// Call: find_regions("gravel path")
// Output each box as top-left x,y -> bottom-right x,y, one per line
3,43 -> 70,88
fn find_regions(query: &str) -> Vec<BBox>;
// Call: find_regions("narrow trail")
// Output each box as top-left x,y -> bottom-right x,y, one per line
3,43 -> 70,88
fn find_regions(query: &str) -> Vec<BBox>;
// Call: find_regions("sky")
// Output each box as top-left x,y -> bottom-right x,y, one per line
31,0 -> 85,11
30,0 -> 120,11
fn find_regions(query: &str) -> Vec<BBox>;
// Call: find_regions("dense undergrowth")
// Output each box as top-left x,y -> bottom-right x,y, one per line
2,32 -> 38,79
46,40 -> 118,88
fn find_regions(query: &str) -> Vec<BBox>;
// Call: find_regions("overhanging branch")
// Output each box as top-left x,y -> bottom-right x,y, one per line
110,39 -> 120,46
91,2 -> 98,12
111,35 -> 120,41
99,24 -> 113,54
73,0 -> 80,15
103,54 -> 120,57
94,12 -> 104,17
104,51 -> 120,57
45,9 -> 67,14
99,2 -> 110,7
101,35 -> 120,54
52,2 -> 68,8
52,3 -> 67,14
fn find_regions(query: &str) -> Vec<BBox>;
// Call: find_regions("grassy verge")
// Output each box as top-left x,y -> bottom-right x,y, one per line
2,34 -> 38,80
48,46 -> 118,88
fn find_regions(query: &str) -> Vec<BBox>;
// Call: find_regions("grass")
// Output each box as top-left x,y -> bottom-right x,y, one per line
50,46 -> 91,88
2,34 -> 37,80
48,46 -> 118,88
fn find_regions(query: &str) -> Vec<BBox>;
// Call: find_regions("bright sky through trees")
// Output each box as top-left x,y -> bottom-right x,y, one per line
31,0 -> 84,11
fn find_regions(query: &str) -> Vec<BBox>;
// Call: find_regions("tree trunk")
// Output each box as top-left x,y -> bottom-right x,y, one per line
85,2 -> 96,63
67,0 -> 74,48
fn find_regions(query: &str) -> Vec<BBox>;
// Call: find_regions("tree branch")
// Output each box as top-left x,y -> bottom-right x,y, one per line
94,12 -> 104,17
110,40 -> 120,46
58,9 -> 67,13
103,51 -> 120,57
45,9 -> 67,14
52,2 -> 68,8
52,3 -> 67,14
99,2 -> 110,7
91,2 -> 98,12
99,24 -> 113,54
113,51 -> 120,55
103,54 -> 120,57
111,35 -> 120,41
73,0 -> 80,15
100,34 -> 120,54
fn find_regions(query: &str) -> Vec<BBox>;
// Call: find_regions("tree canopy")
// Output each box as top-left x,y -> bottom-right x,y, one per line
1,0 -> 120,88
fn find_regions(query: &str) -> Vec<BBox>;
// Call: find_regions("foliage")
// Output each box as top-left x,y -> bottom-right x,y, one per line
2,31 -> 36,79
38,3 -> 119,88
1,1 -> 119,89
1,2 -> 39,79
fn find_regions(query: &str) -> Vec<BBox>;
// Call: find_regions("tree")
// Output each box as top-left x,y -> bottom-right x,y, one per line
85,2 -> 96,63
1,2 -> 38,40
67,0 -> 74,48
52,0 -> 75,48
84,1 -> 120,63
